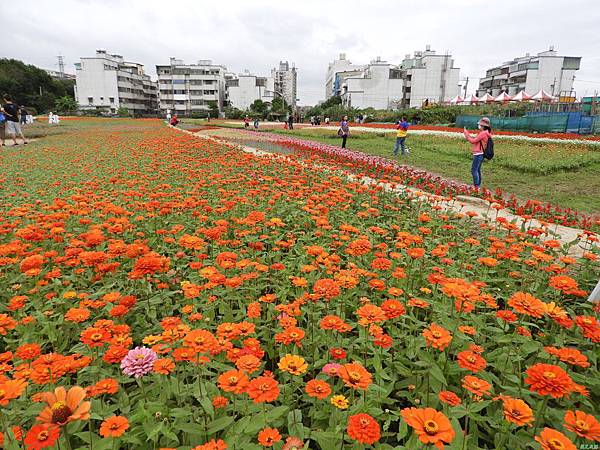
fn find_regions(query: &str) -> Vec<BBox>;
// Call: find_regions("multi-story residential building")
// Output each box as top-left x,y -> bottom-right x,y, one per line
399,47 -> 460,108
325,53 -> 363,99
226,71 -> 275,110
328,47 -> 460,109
476,48 -> 581,97
74,49 -> 157,115
340,57 -> 404,110
156,58 -> 227,117
272,61 -> 297,107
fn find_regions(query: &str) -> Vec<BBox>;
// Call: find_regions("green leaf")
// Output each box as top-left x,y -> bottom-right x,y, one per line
429,363 -> 447,385
288,409 -> 305,439
311,430 -> 339,449
208,416 -> 235,434
266,405 -> 289,421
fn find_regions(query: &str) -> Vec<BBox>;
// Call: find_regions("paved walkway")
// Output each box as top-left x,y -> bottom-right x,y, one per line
172,125 -> 597,258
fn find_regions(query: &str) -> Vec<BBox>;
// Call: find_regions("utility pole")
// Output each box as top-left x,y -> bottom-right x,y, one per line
463,77 -> 469,98
57,54 -> 65,79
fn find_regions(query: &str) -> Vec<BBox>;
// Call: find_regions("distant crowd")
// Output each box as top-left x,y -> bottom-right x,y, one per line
1,93 -> 63,146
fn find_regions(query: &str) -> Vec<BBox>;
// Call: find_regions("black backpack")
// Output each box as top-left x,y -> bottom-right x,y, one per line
481,137 -> 494,160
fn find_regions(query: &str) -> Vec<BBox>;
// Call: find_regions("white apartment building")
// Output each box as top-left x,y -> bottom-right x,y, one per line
156,58 -> 226,117
340,57 -> 404,110
326,47 -> 460,109
74,49 -> 158,115
226,71 -> 275,110
325,53 -> 363,98
272,61 -> 297,107
476,48 -> 581,97
400,47 -> 460,108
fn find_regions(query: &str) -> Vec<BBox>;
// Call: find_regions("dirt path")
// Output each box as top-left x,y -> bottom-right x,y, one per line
172,125 -> 597,258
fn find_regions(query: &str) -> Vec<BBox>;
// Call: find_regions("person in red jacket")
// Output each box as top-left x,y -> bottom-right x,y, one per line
169,114 -> 179,127
463,117 -> 491,189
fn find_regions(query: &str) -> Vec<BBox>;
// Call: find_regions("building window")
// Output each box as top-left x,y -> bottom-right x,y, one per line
88,97 -> 93,105
109,97 -> 115,104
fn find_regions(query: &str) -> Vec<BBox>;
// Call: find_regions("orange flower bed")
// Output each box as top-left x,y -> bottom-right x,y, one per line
0,119 -> 597,449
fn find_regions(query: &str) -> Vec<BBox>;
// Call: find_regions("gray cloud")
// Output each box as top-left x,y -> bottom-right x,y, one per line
1,0 -> 599,105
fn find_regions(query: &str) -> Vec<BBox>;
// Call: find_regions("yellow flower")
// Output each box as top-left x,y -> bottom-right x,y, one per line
63,291 -> 78,299
330,395 -> 349,410
278,354 -> 308,376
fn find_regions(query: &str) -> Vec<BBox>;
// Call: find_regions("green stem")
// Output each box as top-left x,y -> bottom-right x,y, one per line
532,396 -> 549,436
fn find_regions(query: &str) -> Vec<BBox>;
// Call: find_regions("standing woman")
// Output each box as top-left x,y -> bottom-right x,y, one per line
339,115 -> 350,148
463,117 -> 491,189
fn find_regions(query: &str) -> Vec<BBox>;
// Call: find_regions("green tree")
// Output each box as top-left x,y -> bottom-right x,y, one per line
207,100 -> 219,119
249,99 -> 268,118
117,107 -> 130,117
270,96 -> 291,114
54,96 -> 78,113
0,58 -> 76,113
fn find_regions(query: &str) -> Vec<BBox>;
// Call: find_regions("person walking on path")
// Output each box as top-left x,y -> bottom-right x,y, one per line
463,117 -> 491,189
393,117 -> 410,157
2,95 -> 28,145
287,114 -> 294,130
244,115 -> 250,129
339,115 -> 350,148
20,106 -> 28,125
253,117 -> 259,130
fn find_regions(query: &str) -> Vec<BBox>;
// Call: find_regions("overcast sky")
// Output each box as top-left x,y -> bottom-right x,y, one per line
2,0 -> 600,105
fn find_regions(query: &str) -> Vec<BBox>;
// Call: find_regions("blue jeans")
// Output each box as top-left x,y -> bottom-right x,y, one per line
471,154 -> 484,187
393,137 -> 406,156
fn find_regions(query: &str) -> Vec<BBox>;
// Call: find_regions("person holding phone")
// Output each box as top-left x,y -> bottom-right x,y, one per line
463,117 -> 491,189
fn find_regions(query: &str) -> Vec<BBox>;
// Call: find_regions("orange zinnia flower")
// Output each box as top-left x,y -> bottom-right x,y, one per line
423,324 -> 452,351
400,407 -> 455,449
347,413 -> 381,445
461,376 -> 492,397
457,351 -> 487,373
99,415 -> 129,437
498,396 -> 534,426
235,354 -> 262,374
183,329 -> 219,353
534,427 -> 576,450
24,424 -> 60,450
36,386 -> 91,425
305,379 -> 331,400
257,427 -> 281,447
278,354 -> 307,376
507,292 -> 545,318
80,326 -> 111,347
153,358 -> 175,375
246,376 -> 280,403
0,378 -> 28,406
217,370 -> 249,394
525,364 -> 574,398
356,303 -> 387,323
564,410 -> 600,441
438,391 -> 461,406
338,363 -> 372,390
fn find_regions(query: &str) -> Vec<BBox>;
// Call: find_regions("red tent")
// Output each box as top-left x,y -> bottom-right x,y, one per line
477,93 -> 495,103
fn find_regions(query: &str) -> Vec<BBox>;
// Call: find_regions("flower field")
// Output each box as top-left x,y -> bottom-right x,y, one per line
0,118 -> 599,449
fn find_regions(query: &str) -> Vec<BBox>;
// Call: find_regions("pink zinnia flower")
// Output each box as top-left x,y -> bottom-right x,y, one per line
322,363 -> 342,377
120,346 -> 157,378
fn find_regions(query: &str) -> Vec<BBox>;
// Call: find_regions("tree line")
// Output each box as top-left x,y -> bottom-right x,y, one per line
0,58 -> 77,114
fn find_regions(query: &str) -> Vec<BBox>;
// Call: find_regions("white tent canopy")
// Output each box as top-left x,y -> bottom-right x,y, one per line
494,92 -> 513,102
449,95 -> 464,104
531,90 -> 556,101
477,93 -> 495,103
511,90 -> 532,102
463,94 -> 479,104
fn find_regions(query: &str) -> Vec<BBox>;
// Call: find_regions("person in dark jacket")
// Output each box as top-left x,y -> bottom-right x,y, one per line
339,115 -> 350,148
